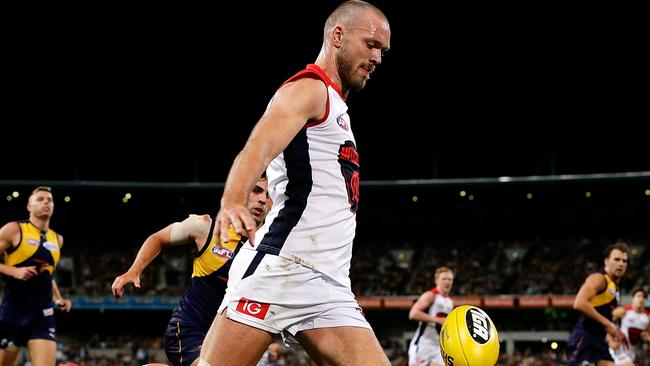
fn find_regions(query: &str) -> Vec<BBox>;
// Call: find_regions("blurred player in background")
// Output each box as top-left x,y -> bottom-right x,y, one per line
111,176 -> 271,366
608,288 -> 649,366
407,266 -> 454,366
567,241 -> 629,366
0,186 -> 72,366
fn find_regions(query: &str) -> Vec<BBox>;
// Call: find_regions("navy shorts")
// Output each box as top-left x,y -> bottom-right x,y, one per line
566,329 -> 613,365
0,308 -> 56,348
164,316 -> 207,366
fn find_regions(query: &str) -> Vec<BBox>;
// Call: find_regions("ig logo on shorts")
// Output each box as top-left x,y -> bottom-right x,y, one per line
236,297 -> 270,320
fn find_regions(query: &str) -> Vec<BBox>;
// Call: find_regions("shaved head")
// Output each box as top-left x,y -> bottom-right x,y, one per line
324,0 -> 387,42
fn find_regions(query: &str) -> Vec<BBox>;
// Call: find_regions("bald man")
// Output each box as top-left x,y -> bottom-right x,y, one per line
199,1 -> 392,365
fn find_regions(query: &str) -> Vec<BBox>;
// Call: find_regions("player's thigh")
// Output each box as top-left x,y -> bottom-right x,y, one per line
0,348 -> 20,366
296,326 -> 390,366
596,361 -> 614,366
200,313 -> 273,366
27,339 -> 56,366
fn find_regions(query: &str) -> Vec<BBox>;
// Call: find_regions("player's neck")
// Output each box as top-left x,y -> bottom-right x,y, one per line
314,55 -> 348,98
605,271 -> 620,283
30,216 -> 50,232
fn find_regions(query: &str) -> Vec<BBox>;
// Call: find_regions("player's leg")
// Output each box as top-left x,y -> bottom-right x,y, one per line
0,348 -> 20,366
199,313 -> 273,366
26,339 -> 56,366
164,317 -> 207,366
429,342 -> 444,366
596,361 -> 614,366
295,326 -> 389,366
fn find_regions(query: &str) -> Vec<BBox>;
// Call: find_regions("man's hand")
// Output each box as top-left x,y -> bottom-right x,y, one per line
11,266 -> 37,281
214,205 -> 257,246
606,321 -> 629,349
55,298 -> 72,312
111,271 -> 141,298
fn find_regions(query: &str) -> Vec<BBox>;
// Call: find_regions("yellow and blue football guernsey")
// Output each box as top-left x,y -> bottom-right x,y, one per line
164,219 -> 244,366
567,269 -> 619,365
1,220 -> 60,315
574,270 -> 619,337
0,220 -> 61,346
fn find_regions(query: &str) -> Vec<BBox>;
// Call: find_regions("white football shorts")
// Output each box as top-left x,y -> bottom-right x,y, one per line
219,248 -> 371,337
408,338 -> 443,366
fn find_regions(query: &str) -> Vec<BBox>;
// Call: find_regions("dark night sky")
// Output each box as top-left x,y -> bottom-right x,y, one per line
5,2 -> 648,182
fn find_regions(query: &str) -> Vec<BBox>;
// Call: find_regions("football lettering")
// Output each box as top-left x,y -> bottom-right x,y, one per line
467,308 -> 490,344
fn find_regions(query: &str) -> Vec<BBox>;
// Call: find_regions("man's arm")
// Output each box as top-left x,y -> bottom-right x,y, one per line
573,273 -> 627,343
408,291 -> 444,325
0,222 -> 37,280
111,215 -> 210,298
612,306 -> 626,321
215,77 -> 328,245
52,278 -> 72,312
52,234 -> 71,311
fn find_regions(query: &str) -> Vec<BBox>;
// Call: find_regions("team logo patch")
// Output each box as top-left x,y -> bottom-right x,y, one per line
27,238 -> 40,246
43,308 -> 54,317
466,307 -> 491,344
43,241 -> 59,251
212,246 -> 234,259
336,114 -> 349,131
236,297 -> 270,320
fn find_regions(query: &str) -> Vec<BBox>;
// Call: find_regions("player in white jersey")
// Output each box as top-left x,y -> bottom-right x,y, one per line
408,267 -> 454,366
198,1 -> 392,366
608,288 -> 650,365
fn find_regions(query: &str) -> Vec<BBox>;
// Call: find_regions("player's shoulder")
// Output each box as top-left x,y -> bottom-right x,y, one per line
179,214 -> 212,237
226,225 -> 242,241
183,214 -> 211,226
0,221 -> 21,237
0,221 -> 21,231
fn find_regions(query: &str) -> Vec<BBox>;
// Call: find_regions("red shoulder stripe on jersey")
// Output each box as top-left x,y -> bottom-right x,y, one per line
624,305 -> 634,311
431,288 -> 440,295
280,65 -> 336,128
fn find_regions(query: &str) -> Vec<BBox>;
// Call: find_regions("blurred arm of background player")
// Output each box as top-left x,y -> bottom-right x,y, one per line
53,234 -> 72,311
52,277 -> 72,311
111,214 -> 211,298
573,273 -> 628,347
408,291 -> 446,326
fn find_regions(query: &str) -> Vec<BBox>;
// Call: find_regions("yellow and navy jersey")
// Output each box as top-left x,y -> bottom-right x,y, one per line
0,220 -> 61,317
575,269 -> 619,337
173,221 -> 243,329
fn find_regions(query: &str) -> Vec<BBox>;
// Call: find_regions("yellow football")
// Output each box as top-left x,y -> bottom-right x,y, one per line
439,305 -> 500,366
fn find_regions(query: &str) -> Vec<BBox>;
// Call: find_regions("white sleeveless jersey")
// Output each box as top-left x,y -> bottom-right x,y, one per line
609,305 -> 650,362
621,305 -> 649,346
255,64 -> 359,287
409,289 -> 455,347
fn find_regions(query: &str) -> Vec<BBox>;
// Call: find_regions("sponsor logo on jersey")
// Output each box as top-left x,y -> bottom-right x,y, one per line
336,114 -> 349,131
212,246 -> 234,260
466,307 -> 490,344
27,238 -> 40,246
43,308 -> 54,316
236,297 -> 270,320
43,241 -> 59,251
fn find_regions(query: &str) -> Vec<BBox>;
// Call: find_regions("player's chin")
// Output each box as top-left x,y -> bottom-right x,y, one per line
351,78 -> 368,91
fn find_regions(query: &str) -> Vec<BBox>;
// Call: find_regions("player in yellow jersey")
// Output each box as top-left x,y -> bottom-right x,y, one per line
0,186 -> 72,366
567,241 -> 629,366
111,176 -> 271,366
